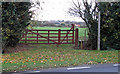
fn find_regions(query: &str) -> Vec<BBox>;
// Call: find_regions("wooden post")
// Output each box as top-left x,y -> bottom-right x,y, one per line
25,30 -> 27,43
79,40 -> 83,49
85,30 -> 86,41
48,31 -> 50,43
37,30 -> 38,43
72,24 -> 74,44
67,31 -> 68,43
75,28 -> 79,47
58,29 -> 61,46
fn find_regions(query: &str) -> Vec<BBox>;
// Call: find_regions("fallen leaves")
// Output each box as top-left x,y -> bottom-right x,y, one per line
2,44 -> 119,72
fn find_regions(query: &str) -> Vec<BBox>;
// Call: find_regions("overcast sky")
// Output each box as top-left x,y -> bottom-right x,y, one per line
30,0 -> 119,22
30,0 -> 85,22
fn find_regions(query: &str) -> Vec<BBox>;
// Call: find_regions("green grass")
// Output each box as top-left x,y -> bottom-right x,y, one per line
2,27 -> 118,72
2,44 -> 119,72
26,27 -> 87,36
29,26 -> 88,37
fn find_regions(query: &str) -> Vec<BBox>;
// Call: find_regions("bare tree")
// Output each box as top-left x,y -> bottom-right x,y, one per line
69,0 -> 99,50
29,0 -> 44,27
30,0 -> 43,21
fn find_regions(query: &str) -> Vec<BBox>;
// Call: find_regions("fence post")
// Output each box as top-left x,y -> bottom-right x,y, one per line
72,24 -> 74,44
25,30 -> 27,43
48,31 -> 50,43
58,29 -> 61,46
75,28 -> 79,47
37,30 -> 38,43
84,29 -> 86,41
67,31 -> 68,43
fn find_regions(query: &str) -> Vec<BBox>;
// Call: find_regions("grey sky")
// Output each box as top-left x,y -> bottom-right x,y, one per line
30,0 -> 84,22
30,0 -> 119,22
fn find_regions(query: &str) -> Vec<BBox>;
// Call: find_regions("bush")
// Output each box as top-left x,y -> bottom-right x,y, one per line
61,23 -> 65,26
2,2 -> 31,48
99,2 -> 120,50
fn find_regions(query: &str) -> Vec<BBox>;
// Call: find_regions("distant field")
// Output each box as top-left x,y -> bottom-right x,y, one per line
30,26 -> 88,37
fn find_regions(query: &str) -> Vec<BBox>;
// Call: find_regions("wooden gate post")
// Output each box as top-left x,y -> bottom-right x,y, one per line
67,31 -> 68,43
48,31 -> 50,43
72,24 -> 74,44
58,29 -> 61,46
37,30 -> 38,43
75,28 -> 79,47
25,30 -> 27,43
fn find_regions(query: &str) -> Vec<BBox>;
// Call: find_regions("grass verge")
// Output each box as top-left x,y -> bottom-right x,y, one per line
2,44 -> 119,72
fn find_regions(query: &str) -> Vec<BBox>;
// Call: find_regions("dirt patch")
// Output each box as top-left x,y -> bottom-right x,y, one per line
2,43 -> 37,54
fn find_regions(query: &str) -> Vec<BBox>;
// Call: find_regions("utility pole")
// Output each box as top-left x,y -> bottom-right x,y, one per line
98,11 -> 100,50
